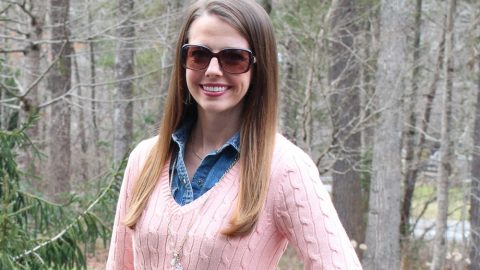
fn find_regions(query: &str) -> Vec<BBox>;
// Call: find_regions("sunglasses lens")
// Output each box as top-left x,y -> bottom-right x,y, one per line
182,45 -> 253,74
219,49 -> 251,74
184,46 -> 212,70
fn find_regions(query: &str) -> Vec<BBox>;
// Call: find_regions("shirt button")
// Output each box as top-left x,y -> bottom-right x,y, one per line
198,179 -> 204,187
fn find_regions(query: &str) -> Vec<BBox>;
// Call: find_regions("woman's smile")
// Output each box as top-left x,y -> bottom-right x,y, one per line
201,84 -> 229,93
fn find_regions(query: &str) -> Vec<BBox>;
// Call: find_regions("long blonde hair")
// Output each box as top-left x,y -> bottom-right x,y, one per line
123,0 -> 278,236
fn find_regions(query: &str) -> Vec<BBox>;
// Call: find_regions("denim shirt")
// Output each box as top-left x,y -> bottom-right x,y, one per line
170,123 -> 240,206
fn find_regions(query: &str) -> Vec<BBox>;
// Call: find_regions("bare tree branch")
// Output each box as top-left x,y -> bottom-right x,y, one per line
411,196 -> 437,235
0,48 -> 27,54
3,24 -> 29,36
38,67 -> 165,109
0,80 -> 19,97
0,4 -> 12,15
14,0 -> 36,22
19,41 -> 67,98
0,34 -> 28,42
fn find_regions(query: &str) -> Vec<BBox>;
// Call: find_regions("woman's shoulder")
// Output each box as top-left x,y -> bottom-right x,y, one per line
135,136 -> 158,151
272,133 -> 316,170
127,136 -> 159,163
268,133 -> 325,212
269,133 -> 323,189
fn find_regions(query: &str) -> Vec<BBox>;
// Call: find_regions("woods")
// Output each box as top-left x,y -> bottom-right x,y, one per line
1,0 -> 479,269
363,0 -> 406,268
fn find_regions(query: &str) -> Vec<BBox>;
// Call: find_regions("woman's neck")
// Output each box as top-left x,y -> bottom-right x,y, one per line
190,110 -> 241,155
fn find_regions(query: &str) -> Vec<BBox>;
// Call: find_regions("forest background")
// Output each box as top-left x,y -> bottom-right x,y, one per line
0,0 -> 479,269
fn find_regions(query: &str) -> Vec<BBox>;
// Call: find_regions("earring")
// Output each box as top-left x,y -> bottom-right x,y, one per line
184,92 -> 192,104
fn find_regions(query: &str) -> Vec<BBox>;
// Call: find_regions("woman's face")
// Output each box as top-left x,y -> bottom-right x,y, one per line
185,14 -> 253,118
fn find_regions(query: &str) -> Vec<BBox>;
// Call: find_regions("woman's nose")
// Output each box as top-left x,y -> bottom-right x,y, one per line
205,57 -> 223,76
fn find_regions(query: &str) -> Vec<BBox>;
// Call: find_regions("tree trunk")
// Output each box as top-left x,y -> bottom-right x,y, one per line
363,0 -> 407,269
430,0 -> 456,269
400,0 -> 422,238
113,0 -> 135,163
470,45 -> 480,270
88,0 -> 100,174
326,0 -> 365,253
46,0 -> 73,202
401,22 -> 445,270
302,54 -> 315,155
359,6 -> 378,153
19,3 -> 46,183
280,37 -> 301,143
157,0 -> 184,120
73,52 -> 88,182
399,1 -> 423,267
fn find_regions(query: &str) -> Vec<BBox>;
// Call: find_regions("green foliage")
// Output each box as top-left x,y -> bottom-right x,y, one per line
96,43 -> 115,69
360,147 -> 372,193
0,115 -> 124,269
136,49 -> 161,71
412,183 -> 467,221
96,139 -> 111,148
0,57 -> 21,130
142,113 -> 157,126
355,0 -> 381,8
0,57 -> 20,88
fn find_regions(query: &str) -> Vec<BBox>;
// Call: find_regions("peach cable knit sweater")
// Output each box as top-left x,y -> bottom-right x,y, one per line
106,134 -> 362,269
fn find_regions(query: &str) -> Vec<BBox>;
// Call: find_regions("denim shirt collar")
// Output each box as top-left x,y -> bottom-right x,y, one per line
170,120 -> 240,205
171,120 -> 240,153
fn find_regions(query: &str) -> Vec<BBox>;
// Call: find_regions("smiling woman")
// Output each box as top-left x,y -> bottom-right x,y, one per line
106,0 -> 362,269
185,14 -> 253,118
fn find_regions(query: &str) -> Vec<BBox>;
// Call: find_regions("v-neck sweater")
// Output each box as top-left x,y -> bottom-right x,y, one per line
106,134 -> 362,269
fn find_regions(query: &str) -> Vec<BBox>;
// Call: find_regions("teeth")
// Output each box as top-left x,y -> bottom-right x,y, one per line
203,86 -> 227,92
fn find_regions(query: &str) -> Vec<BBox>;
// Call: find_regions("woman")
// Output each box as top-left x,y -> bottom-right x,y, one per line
107,0 -> 362,269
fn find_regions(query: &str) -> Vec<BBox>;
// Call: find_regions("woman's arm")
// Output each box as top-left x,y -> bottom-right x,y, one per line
106,138 -> 155,269
273,149 -> 362,270
106,155 -> 136,269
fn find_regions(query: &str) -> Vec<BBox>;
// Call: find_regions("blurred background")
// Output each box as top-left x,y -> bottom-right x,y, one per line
0,0 -> 478,269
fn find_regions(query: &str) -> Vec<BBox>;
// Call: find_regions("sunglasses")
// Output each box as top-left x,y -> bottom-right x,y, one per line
181,44 -> 256,74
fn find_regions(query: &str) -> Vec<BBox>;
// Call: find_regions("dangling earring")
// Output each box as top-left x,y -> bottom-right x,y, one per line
184,92 -> 192,104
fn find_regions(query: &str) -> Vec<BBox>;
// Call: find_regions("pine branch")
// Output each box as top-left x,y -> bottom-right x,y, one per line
11,159 -> 125,263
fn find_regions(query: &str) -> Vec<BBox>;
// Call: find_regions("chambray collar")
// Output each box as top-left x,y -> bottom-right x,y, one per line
171,120 -> 240,153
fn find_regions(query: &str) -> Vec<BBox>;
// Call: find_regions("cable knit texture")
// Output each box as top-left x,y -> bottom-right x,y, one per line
106,134 -> 362,269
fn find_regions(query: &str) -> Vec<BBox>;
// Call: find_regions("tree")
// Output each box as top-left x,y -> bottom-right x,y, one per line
275,0 -> 327,145
279,35 -> 302,142
20,2 -> 46,185
363,0 -> 407,268
401,20 -> 445,270
0,1 -> 46,183
113,0 -> 135,163
470,44 -> 480,270
400,0 -> 423,238
430,0 -> 456,269
326,0 -> 365,251
46,0 -> 73,201
0,115 -> 122,269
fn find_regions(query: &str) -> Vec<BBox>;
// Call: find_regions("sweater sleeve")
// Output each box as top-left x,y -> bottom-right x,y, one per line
106,138 -> 155,269
273,150 -> 362,270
